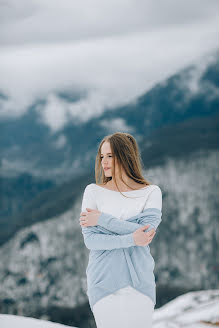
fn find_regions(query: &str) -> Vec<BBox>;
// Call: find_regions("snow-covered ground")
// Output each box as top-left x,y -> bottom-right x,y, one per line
153,289 -> 219,327
0,289 -> 218,328
0,314 -> 76,328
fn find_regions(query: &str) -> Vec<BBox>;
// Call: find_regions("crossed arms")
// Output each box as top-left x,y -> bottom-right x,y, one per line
81,208 -> 162,250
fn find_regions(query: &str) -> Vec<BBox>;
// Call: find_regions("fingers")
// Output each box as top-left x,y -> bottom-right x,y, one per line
80,208 -> 95,215
149,232 -> 155,238
147,232 -> 156,245
147,231 -> 156,240
79,214 -> 87,226
80,220 -> 88,227
139,225 -> 150,231
147,230 -> 156,237
80,211 -> 87,216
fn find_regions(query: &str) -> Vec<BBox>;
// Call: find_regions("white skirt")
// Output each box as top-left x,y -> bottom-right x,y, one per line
93,285 -> 154,328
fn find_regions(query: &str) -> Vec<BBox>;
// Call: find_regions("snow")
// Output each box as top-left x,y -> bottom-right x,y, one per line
0,314 -> 77,328
0,290 -> 218,328
153,289 -> 219,327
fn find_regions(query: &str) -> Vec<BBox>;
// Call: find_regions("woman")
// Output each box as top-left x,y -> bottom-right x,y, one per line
80,132 -> 162,328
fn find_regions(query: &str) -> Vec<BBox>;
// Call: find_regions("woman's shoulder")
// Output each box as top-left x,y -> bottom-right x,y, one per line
82,184 -> 98,202
84,183 -> 96,192
148,184 -> 162,194
150,184 -> 161,190
84,183 -> 106,194
84,183 -> 162,194
88,183 -> 107,190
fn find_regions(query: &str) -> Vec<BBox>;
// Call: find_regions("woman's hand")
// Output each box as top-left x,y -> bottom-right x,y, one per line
133,225 -> 156,246
79,208 -> 102,227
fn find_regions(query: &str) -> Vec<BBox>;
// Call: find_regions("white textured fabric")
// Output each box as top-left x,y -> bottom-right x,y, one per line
88,184 -> 162,328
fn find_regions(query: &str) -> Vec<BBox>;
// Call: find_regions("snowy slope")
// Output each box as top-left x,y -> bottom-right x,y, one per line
0,199 -> 89,315
0,314 -> 76,328
153,289 -> 219,327
0,289 -> 218,328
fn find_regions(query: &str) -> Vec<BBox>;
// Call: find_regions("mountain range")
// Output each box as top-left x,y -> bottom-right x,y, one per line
0,48 -> 218,326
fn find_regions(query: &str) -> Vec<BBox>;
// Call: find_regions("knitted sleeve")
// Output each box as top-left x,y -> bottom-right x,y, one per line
80,184 -> 135,250
97,185 -> 162,234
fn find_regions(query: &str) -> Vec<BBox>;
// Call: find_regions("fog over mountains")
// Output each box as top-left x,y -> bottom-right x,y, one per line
0,49 -> 218,182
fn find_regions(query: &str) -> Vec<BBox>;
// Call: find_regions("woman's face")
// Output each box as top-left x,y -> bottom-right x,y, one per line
100,141 -> 116,177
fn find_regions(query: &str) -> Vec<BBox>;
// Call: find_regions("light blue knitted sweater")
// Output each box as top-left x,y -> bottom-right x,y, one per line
81,206 -> 162,312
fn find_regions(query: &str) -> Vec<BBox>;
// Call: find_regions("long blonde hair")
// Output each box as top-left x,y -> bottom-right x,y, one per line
95,132 -> 151,198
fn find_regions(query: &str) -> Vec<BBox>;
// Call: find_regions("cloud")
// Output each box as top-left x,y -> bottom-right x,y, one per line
52,134 -> 67,149
1,0 -> 219,45
99,118 -> 135,134
0,0 -> 219,131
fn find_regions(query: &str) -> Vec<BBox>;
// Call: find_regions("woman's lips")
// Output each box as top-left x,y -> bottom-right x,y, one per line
104,168 -> 110,171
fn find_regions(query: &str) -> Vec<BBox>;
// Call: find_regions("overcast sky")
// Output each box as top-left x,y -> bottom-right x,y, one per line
0,0 -> 219,131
